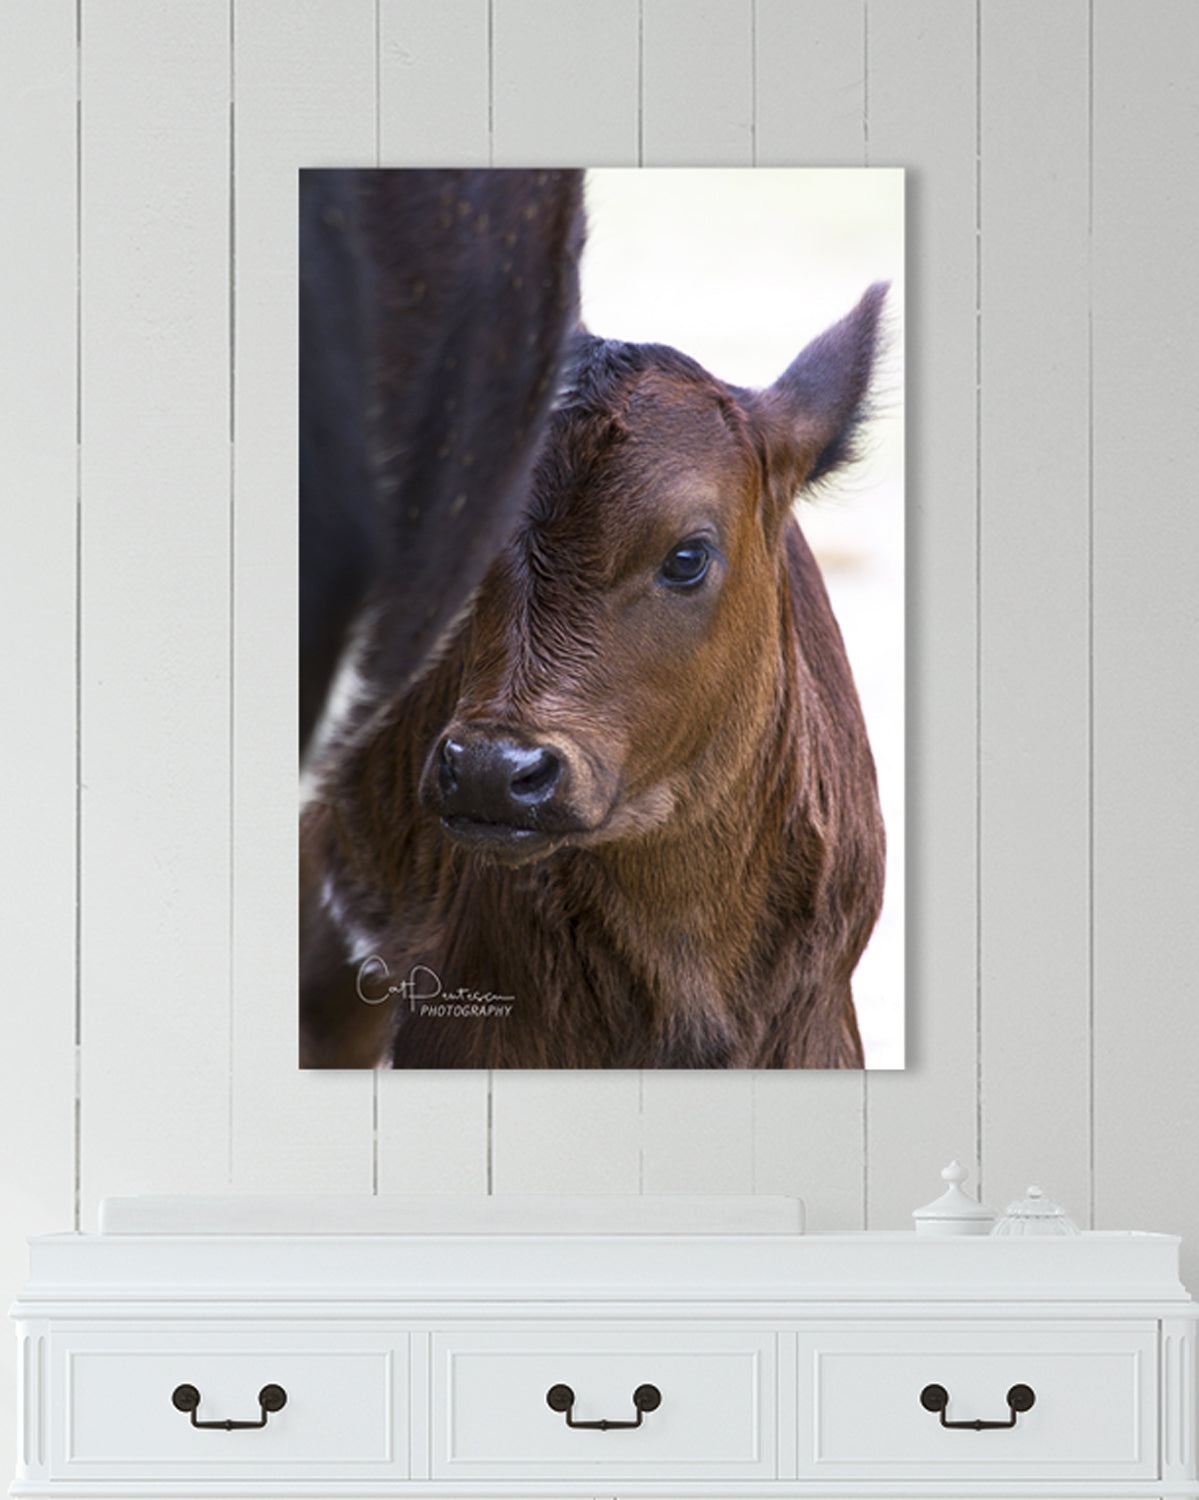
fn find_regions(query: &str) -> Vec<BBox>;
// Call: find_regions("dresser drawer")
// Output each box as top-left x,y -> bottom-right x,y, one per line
796,1321 -> 1157,1481
52,1326 -> 405,1480
431,1324 -> 775,1481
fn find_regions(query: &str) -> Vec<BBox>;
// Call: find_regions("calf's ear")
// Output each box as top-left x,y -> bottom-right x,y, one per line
755,281 -> 888,500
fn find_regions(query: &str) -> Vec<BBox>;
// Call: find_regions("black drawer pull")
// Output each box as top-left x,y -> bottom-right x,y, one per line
920,1382 -> 1035,1430
171,1383 -> 287,1430
546,1382 -> 661,1430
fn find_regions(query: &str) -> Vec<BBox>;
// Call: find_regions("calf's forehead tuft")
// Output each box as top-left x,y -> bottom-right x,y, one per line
534,335 -> 751,514
554,332 -> 717,414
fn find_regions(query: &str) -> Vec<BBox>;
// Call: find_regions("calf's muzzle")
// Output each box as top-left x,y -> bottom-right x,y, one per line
423,722 -> 586,859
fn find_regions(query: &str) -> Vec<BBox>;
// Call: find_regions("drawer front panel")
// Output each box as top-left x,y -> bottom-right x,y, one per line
797,1321 -> 1157,1481
432,1326 -> 775,1480
55,1327 -> 405,1479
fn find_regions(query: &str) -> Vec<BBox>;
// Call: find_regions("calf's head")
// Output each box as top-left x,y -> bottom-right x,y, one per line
418,284 -> 887,865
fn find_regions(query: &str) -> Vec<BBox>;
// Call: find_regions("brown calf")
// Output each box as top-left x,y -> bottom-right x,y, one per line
301,285 -> 888,1068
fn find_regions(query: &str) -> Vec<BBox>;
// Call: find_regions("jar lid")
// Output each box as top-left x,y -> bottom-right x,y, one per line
991,1184 -> 1079,1236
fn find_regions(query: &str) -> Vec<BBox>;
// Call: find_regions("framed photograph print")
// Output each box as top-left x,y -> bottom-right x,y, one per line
300,168 -> 903,1071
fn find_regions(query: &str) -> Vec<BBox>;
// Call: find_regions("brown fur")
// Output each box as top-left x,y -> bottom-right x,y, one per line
301,287 -> 888,1069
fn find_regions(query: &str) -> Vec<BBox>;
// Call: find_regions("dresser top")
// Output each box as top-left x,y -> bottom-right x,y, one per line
17,1226 -> 1189,1312
95,1193 -> 806,1236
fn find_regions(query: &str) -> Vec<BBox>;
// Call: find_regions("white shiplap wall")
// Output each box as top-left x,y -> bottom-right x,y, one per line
3,0 -> 1199,1480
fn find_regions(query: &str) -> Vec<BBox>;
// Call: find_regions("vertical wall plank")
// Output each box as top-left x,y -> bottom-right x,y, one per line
753,1075 -> 865,1228
636,8 -> 753,1191
230,1 -> 377,1191
642,0 -> 754,165
380,0 -> 490,164
375,2 -> 495,1191
492,1075 -> 643,1194
78,1 -> 233,1223
977,1 -> 1092,1220
752,10 -> 872,1229
484,5 -> 641,1191
865,0 -> 980,1226
0,5 -> 78,1485
378,1076 -> 491,1195
1,0 -> 78,1212
755,0 -> 865,166
641,1075 -> 754,1194
492,0 -> 640,166
1092,2 -> 1199,1282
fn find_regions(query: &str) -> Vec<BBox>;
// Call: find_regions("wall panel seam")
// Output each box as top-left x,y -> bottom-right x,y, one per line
1086,0 -> 1096,1231
374,0 -> 381,168
863,0 -> 870,165
488,0 -> 495,165
637,0 -> 645,167
638,1071 -> 645,1193
750,0 -> 757,167
73,0 -> 84,1237
974,0 -> 984,1201
227,3 -> 237,1188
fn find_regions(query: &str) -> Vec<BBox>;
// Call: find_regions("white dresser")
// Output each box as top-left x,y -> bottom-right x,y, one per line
10,1194 -> 1198,1499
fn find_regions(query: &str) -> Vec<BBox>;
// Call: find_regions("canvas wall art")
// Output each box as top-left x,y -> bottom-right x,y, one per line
299,168 -> 903,1070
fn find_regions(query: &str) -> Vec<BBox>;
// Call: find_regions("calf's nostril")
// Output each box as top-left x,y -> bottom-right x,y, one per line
509,747 -> 561,802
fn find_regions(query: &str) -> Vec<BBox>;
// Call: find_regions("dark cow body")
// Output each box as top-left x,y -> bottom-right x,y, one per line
301,285 -> 888,1069
299,168 -> 584,760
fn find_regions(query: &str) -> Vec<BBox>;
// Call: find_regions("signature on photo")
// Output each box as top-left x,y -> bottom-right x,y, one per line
356,956 -> 514,1018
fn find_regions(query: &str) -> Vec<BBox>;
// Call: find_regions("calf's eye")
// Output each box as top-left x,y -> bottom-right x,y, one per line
658,537 -> 712,589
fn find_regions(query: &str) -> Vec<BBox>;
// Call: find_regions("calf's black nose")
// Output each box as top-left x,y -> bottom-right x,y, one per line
435,729 -> 563,827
